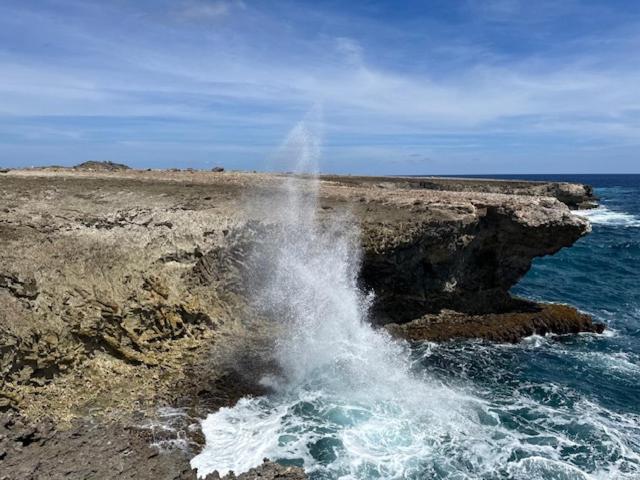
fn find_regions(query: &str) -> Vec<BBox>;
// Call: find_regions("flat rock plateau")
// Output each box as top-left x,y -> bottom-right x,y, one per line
0,168 -> 602,479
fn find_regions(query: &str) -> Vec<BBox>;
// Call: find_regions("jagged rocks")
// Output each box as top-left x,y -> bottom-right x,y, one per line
202,460 -> 307,480
0,329 -> 83,400
385,302 -> 605,343
0,169 -> 602,478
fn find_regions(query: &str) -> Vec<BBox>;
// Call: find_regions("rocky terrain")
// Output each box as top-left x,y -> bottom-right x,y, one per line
321,174 -> 599,209
0,168 -> 601,479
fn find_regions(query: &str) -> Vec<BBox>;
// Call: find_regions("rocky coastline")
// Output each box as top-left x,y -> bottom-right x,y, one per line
0,168 -> 602,479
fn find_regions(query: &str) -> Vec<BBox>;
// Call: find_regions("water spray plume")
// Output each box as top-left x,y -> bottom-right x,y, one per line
191,116 -> 638,480
191,113 -> 472,479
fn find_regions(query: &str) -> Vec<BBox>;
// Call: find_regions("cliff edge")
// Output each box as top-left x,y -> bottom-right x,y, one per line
0,169 -> 602,479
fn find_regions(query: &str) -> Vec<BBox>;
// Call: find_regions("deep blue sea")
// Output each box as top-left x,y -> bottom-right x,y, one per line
416,174 -> 640,478
193,174 -> 640,480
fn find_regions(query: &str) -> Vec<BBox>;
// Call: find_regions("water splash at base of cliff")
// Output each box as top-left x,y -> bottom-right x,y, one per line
190,113 -> 475,478
191,119 -> 640,480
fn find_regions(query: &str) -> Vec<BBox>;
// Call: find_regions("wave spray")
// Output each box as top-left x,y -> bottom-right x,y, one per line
191,120 -> 640,479
191,113 -> 476,479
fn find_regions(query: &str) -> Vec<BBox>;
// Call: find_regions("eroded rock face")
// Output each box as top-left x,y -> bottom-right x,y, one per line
358,198 -> 591,324
0,170 -> 598,409
0,169 -> 599,478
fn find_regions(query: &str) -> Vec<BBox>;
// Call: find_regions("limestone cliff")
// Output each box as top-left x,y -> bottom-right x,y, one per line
0,169 -> 602,479
0,170 -> 602,410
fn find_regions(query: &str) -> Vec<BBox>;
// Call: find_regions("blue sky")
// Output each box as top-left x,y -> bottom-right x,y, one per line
1,0 -> 639,173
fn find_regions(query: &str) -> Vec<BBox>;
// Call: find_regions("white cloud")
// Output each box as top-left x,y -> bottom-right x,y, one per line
1,0 -> 640,169
3,35 -> 640,142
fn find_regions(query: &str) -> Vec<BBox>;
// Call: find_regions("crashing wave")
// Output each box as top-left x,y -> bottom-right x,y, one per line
574,206 -> 640,227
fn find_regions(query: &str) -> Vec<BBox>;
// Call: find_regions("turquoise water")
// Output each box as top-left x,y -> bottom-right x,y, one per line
193,174 -> 640,480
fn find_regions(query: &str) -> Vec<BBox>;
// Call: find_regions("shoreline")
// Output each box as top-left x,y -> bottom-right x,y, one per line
0,168 -> 603,478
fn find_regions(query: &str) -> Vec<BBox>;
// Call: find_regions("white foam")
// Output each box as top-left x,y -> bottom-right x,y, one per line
191,398 -> 290,476
574,207 -> 640,227
140,407 -> 197,453
192,374 -> 640,478
521,334 -> 550,348
507,456 -> 592,480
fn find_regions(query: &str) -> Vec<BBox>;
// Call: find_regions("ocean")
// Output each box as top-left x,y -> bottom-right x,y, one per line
420,174 -> 640,478
191,173 -> 640,480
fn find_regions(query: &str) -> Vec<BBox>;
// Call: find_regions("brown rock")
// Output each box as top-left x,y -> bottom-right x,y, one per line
0,169 -> 599,478
385,302 -> 605,343
74,160 -> 130,171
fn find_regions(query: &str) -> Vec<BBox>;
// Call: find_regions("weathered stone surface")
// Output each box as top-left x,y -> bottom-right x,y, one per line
204,459 -> 306,480
321,174 -> 599,209
357,197 -> 590,324
385,302 -> 605,343
0,273 -> 38,299
0,168 -> 600,478
0,411 -> 305,479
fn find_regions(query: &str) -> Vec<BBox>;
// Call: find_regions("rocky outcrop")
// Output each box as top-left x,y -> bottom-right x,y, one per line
0,411 -> 306,479
322,175 -> 599,209
0,168 -> 601,478
356,195 -> 592,324
386,302 -> 604,343
74,160 -> 130,171
0,170 -> 601,404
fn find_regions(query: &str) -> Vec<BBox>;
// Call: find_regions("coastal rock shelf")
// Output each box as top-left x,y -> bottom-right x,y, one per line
0,169 -> 602,479
321,174 -> 599,209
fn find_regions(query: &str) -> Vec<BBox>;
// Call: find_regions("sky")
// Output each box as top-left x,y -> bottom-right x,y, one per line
1,0 -> 639,174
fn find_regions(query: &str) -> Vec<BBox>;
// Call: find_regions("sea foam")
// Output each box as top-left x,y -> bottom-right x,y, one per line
574,206 -> 640,227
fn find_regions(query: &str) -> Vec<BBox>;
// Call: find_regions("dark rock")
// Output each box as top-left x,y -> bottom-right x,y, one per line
74,160 -> 130,171
212,167 -> 225,172
0,412 -> 307,480
0,412 -> 194,479
203,460 -> 306,480
386,302 -> 605,343
360,201 -> 591,325
0,273 -> 38,300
